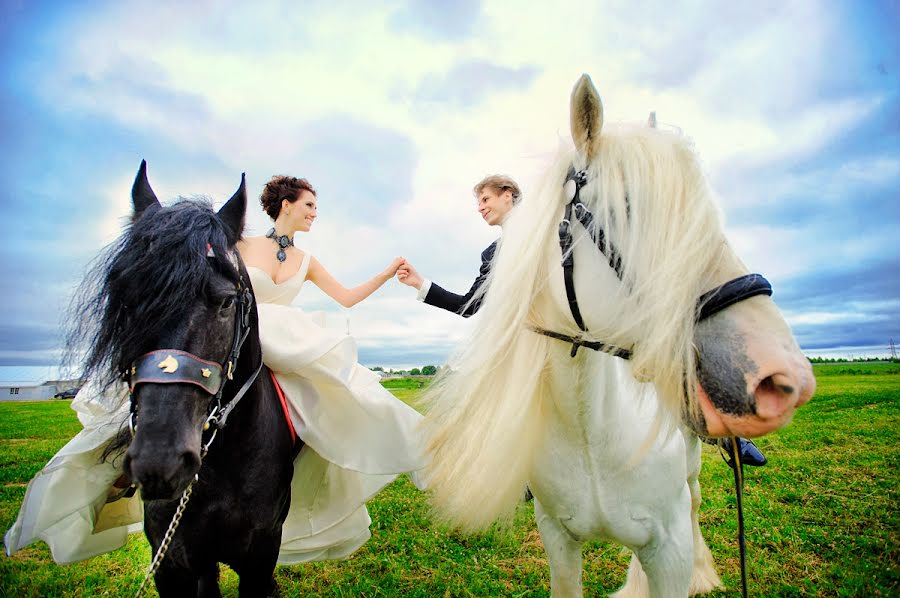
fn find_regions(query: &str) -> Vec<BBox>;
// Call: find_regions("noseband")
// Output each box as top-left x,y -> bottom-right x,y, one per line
126,250 -> 263,453
533,166 -> 773,358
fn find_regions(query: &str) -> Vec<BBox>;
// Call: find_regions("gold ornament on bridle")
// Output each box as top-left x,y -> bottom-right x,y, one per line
157,355 -> 179,373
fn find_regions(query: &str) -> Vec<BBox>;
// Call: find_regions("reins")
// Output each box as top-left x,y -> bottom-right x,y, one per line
534,164 -> 765,596
721,437 -> 749,598
130,251 -> 262,597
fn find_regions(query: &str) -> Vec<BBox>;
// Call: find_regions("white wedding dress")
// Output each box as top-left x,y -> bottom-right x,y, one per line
4,251 -> 425,565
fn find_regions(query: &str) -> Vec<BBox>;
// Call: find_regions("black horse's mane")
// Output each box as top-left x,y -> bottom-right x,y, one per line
65,198 -> 239,392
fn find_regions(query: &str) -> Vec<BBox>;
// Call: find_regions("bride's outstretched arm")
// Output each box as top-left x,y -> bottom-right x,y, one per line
307,256 -> 405,308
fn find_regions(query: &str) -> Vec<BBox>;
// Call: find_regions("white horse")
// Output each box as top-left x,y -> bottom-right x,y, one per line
422,75 -> 815,597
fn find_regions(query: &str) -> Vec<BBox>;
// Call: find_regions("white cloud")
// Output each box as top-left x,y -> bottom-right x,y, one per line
733,153 -> 900,211
15,0 -> 894,364
785,309 -> 891,326
725,224 -> 817,280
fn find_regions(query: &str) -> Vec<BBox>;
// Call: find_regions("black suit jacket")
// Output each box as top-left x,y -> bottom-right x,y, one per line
424,241 -> 497,317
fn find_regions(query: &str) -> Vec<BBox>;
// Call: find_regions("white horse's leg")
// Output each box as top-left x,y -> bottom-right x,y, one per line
610,551 -> 650,598
613,480 -> 693,598
683,435 -> 722,594
535,498 -> 584,598
634,531 -> 693,598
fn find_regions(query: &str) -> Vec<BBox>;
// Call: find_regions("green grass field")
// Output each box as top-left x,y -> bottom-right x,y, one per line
0,366 -> 897,596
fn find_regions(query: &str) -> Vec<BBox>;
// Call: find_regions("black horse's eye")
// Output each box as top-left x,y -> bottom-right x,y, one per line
220,296 -> 236,311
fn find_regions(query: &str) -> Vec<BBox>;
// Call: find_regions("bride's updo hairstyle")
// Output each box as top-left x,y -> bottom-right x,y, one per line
260,175 -> 317,220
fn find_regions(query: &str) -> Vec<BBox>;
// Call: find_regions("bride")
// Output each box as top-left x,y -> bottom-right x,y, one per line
5,174 -> 425,565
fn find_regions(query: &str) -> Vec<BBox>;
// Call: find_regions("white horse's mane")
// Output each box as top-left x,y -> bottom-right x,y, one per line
422,123 -> 729,531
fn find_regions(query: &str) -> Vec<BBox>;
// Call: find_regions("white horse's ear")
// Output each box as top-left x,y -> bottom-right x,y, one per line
570,74 -> 603,162
648,111 -> 657,128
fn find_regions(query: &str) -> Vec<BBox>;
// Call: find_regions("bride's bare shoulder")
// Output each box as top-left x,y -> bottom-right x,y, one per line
236,236 -> 265,257
238,236 -> 266,249
240,235 -> 267,244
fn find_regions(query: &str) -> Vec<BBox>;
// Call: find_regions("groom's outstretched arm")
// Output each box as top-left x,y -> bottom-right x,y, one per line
399,241 -> 496,318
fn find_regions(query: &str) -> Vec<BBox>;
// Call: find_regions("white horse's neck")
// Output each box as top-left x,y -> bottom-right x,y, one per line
531,341 -> 691,555
542,345 -> 674,469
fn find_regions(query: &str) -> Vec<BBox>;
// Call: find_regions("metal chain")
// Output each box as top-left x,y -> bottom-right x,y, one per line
134,475 -> 197,598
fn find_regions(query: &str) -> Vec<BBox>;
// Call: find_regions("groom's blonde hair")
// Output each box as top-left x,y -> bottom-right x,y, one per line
473,175 -> 522,205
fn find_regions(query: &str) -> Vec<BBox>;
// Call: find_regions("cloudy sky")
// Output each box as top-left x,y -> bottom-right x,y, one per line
1,0 -> 897,374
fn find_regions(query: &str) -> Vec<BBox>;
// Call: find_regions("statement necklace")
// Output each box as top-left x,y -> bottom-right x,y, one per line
266,228 -> 294,262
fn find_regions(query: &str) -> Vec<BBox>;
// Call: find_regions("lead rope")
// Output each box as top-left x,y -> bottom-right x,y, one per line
722,436 -> 748,598
134,477 -> 196,597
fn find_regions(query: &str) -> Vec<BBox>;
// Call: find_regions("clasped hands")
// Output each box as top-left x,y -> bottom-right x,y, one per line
383,257 -> 423,290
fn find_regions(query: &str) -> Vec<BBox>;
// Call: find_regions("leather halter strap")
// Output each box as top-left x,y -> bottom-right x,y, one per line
558,166 -> 625,335
130,350 -> 223,395
562,167 -> 624,280
697,273 -> 772,321
536,166 -> 773,358
559,200 -> 586,332
211,285 -> 258,430
531,327 -> 633,359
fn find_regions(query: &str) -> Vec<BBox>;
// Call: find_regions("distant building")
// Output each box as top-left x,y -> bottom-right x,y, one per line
1,380 -> 58,401
0,377 -> 83,402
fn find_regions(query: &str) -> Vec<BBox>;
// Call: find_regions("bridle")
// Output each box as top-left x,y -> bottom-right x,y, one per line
126,247 -> 263,455
532,165 -> 774,358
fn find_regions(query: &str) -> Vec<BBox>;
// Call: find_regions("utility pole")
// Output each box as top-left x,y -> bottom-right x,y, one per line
891,338 -> 897,360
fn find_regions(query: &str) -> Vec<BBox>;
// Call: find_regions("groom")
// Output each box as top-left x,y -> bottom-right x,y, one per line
397,174 -> 518,315
397,174 -> 767,466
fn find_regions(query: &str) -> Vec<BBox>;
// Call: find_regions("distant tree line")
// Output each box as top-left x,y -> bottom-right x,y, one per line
807,356 -> 897,363
376,358 -> 900,370
368,365 -> 439,376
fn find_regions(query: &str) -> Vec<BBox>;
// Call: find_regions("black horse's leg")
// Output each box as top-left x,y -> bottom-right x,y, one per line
145,516 -> 199,597
234,532 -> 281,598
196,562 -> 222,598
154,560 -> 199,597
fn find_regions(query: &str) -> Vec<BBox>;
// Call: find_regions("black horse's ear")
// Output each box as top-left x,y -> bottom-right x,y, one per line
217,173 -> 246,246
131,160 -> 161,219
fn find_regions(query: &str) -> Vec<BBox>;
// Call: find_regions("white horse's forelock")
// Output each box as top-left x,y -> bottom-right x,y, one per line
422,124 -> 728,531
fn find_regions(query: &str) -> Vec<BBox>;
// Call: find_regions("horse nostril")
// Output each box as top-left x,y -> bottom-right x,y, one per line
760,374 -> 795,397
753,372 -> 800,420
776,383 -> 794,395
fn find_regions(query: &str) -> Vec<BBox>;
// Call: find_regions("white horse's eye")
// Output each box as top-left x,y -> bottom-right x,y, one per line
564,179 -> 577,202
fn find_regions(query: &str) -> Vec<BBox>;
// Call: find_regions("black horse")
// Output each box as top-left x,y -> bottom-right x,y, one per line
72,162 -> 297,596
